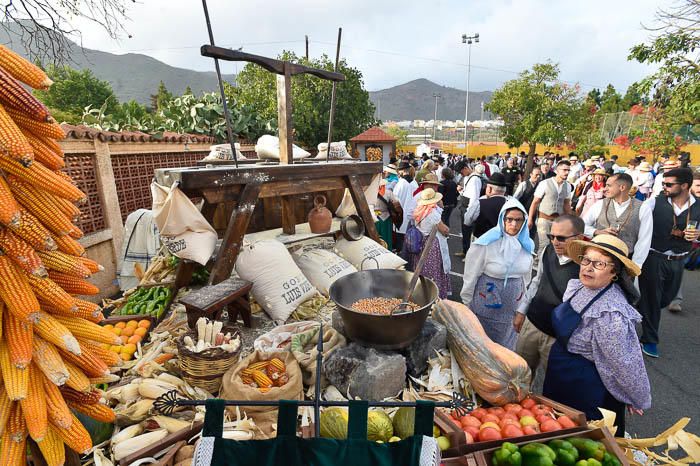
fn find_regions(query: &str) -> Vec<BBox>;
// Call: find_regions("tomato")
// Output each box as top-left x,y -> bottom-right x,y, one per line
479,422 -> 501,431
518,409 -> 534,418
540,419 -> 562,432
498,418 -> 520,430
503,403 -> 523,414
522,425 -> 539,436
536,414 -> 552,425
487,407 -> 505,417
470,408 -> 487,420
520,398 -> 536,409
479,427 -> 502,441
460,415 -> 481,429
501,424 -> 524,438
557,415 -> 577,429
501,412 -> 519,422
482,414 -> 500,424
463,426 -> 479,439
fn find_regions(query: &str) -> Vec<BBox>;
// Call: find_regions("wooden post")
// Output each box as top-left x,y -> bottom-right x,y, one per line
280,195 -> 296,235
345,174 -> 380,242
93,139 -> 125,267
277,63 -> 294,165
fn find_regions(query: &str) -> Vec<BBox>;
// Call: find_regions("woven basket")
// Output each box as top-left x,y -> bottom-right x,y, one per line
177,328 -> 241,394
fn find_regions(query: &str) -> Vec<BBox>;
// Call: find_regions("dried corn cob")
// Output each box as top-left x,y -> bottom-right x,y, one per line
6,106 -> 64,140
54,315 -> 119,346
41,372 -> 71,429
11,181 -> 74,235
71,298 -> 103,322
0,403 -> 26,466
33,311 -> 80,355
0,156 -> 85,202
251,369 -> 273,389
68,400 -> 115,423
0,300 -> 3,340
37,426 -> 66,466
0,104 -> 33,166
21,128 -> 63,169
51,413 -> 92,455
47,270 -> 99,295
32,336 -> 69,386
0,383 -> 11,436
0,175 -> 20,226
3,311 -> 32,369
269,358 -> 286,372
0,45 -> 53,89
0,341 -> 28,400
37,250 -> 90,277
7,208 -> 56,251
61,359 -> 90,392
28,275 -> 76,313
0,228 -> 47,276
68,224 -> 84,239
20,364 -> 48,441
246,361 -> 271,371
60,386 -> 102,405
6,174 -> 80,220
77,339 -> 121,367
0,67 -> 50,121
0,253 -> 40,321
60,343 -> 110,378
78,256 -> 104,273
52,233 -> 85,257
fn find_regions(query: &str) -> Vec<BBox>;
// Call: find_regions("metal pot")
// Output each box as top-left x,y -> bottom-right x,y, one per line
328,269 -> 438,350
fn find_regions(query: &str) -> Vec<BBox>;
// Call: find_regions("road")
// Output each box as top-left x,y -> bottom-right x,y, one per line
443,212 -> 700,439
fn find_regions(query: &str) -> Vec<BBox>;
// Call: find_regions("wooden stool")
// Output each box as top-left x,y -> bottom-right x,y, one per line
179,277 -> 253,329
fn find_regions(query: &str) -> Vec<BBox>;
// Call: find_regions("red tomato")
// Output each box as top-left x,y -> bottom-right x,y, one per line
522,425 -> 539,436
463,426 -> 479,440
501,424 -> 525,438
503,403 -> 523,414
487,407 -> 506,417
499,418 -> 520,430
540,419 -> 562,432
536,414 -> 552,425
520,398 -> 536,410
464,431 -> 474,444
557,415 -> 577,429
470,408 -> 487,420
460,415 -> 481,429
518,409 -> 534,418
479,427 -> 502,441
501,412 -> 519,422
531,407 -> 546,417
482,414 -> 501,424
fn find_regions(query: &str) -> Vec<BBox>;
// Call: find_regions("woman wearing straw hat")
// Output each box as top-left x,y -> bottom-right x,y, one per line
415,159 -> 435,183
403,173 -> 443,268
636,161 -> 654,200
413,188 -> 451,298
543,235 -> 651,434
575,169 -> 608,217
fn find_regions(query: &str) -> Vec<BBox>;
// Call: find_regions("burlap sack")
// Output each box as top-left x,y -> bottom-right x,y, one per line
290,325 -> 346,389
220,350 -> 303,439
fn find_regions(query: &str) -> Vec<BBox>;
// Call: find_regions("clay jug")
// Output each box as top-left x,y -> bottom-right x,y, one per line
308,195 -> 332,233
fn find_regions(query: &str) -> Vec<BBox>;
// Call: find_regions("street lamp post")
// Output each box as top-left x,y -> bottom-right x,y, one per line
432,93 -> 441,140
461,33 -> 479,155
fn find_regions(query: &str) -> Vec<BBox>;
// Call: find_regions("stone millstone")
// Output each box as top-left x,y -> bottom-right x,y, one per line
401,319 -> 447,378
323,342 -> 406,400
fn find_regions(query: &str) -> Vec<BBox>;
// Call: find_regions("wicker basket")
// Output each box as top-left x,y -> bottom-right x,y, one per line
177,328 -> 241,394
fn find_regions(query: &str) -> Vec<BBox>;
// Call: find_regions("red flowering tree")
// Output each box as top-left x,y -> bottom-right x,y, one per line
624,106 -> 685,160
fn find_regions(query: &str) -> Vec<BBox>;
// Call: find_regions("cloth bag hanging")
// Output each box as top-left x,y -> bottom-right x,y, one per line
193,399 -> 440,466
150,181 -> 217,265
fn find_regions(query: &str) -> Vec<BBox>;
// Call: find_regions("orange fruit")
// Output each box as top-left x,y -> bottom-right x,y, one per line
112,328 -> 122,336
109,345 -> 122,353
127,335 -> 142,345
138,319 -> 151,329
121,343 -> 137,355
115,322 -> 126,329
120,352 -> 132,362
103,324 -> 114,331
134,327 -> 148,337
120,335 -> 129,345
478,427 -> 502,441
121,327 -> 135,337
126,320 -> 138,328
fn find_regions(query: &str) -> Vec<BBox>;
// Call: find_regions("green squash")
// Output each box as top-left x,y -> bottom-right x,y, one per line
320,408 -> 349,439
366,411 -> 393,442
392,407 -> 415,439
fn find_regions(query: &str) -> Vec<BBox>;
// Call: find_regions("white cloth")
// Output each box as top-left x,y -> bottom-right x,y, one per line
645,195 -> 699,251
118,209 -> 160,291
652,173 -> 665,196
582,198 -> 653,268
464,195 -> 509,226
517,250 -> 572,314
417,207 -> 451,273
376,189 -> 398,221
568,163 -> 583,183
393,178 -> 418,234
460,238 -> 533,307
534,178 -> 573,200
460,174 -> 482,203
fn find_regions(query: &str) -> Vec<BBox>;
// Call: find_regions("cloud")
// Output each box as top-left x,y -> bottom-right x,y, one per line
72,0 -> 670,93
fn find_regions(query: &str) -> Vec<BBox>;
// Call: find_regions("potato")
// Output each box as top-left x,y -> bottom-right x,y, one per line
174,445 -> 195,462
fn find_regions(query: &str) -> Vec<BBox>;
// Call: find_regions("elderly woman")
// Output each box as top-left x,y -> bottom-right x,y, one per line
543,235 -> 651,434
415,159 -> 435,183
575,169 -> 608,216
461,199 -> 534,350
413,188 -> 451,298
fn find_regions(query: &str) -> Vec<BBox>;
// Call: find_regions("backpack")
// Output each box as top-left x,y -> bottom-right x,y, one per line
404,220 -> 424,254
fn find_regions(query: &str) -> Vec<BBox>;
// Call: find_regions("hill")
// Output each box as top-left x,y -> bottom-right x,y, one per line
0,22 -> 235,105
369,79 -> 492,122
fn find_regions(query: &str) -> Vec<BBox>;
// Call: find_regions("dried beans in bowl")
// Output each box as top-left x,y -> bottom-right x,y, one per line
350,297 -> 419,315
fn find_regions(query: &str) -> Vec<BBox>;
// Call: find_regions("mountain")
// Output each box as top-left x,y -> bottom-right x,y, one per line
0,22 -> 235,105
369,79 -> 493,122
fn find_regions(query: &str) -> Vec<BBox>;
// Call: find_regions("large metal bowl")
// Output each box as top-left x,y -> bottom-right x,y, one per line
328,269 -> 438,350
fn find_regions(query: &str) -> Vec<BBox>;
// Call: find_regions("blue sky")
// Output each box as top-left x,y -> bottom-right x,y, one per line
74,0 -> 671,94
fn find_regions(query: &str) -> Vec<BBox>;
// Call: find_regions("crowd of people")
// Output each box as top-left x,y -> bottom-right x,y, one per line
376,148 -> 699,433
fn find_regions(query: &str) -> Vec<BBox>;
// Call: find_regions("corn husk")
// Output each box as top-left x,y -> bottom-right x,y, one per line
111,424 -> 144,447
147,416 -> 191,434
113,429 -> 168,461
138,378 -> 177,399
114,399 -> 154,425
93,448 -> 115,466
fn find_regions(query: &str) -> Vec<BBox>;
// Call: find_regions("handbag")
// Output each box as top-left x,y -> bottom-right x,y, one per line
193,399 -> 439,466
378,194 -> 404,229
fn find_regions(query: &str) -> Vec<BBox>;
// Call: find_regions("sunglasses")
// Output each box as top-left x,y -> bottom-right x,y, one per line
547,233 -> 577,242
662,182 -> 681,187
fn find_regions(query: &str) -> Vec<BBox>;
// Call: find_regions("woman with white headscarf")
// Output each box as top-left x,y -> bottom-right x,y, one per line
461,198 -> 534,349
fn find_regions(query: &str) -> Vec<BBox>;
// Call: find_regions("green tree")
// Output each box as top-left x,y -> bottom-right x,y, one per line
34,65 -> 117,119
620,82 -> 646,109
628,0 -> 700,124
586,88 -> 602,108
225,51 -> 377,147
183,86 -> 194,96
150,81 -> 173,111
384,125 -> 409,148
599,84 -> 624,113
485,62 -> 585,174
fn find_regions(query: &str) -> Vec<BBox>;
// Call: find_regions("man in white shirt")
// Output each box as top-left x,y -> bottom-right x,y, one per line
455,163 -> 484,257
581,173 -> 653,269
528,160 -> 573,256
567,155 -> 583,184
652,159 -> 681,197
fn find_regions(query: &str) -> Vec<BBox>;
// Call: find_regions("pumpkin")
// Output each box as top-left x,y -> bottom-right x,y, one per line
433,300 -> 531,405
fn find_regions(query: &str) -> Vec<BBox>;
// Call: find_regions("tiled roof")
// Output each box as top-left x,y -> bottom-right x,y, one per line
350,126 -> 397,143
60,124 -> 216,143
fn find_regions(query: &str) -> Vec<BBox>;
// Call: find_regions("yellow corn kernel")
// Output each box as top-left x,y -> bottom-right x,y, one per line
54,315 -> 119,346
47,270 -> 99,296
7,208 -> 56,251
37,426 -> 66,466
51,413 -> 92,455
6,106 -> 64,140
0,228 -> 47,277
37,250 -> 91,278
0,103 -> 33,166
0,175 -> 20,226
61,359 -> 90,392
4,310 -> 32,369
0,44 -> 53,89
27,275 -> 76,314
40,370 -> 72,429
0,253 -> 40,321
32,335 -> 69,386
0,156 -> 85,202
19,364 -> 47,441
0,341 -> 27,400
60,342 -> 110,378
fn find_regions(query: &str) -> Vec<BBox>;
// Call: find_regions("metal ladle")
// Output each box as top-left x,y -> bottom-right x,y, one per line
392,225 -> 439,314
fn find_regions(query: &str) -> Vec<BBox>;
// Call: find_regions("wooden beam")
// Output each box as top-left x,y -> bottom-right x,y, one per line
208,183 -> 261,284
280,196 -> 296,235
345,174 -> 380,242
277,64 -> 293,165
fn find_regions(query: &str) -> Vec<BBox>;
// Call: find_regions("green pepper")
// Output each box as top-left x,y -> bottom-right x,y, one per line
601,452 -> 620,466
548,440 -> 579,466
155,303 -> 166,318
145,301 -> 157,315
575,460 -> 602,466
520,443 -> 556,466
569,438 -> 606,462
492,442 -> 522,466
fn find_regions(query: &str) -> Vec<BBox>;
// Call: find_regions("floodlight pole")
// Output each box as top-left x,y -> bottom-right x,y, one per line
461,33 -> 479,156
432,93 -> 441,140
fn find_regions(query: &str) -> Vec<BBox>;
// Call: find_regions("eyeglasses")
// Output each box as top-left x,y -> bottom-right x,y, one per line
578,255 -> 614,270
546,233 -> 577,242
662,182 -> 681,187
504,217 -> 525,224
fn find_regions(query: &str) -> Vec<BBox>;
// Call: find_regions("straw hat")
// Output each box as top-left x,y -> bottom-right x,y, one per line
566,234 -> 641,277
591,168 -> 609,177
638,161 -> 653,172
417,188 -> 443,206
421,173 -> 441,186
383,164 -> 398,175
583,159 -> 595,168
663,160 -> 680,170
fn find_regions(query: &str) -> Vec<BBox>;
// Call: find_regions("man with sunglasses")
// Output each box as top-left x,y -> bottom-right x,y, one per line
581,173 -> 653,269
638,168 -> 700,358
514,215 -> 584,381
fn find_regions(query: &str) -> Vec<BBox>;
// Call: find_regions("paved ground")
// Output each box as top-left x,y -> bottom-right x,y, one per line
442,211 -> 700,439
